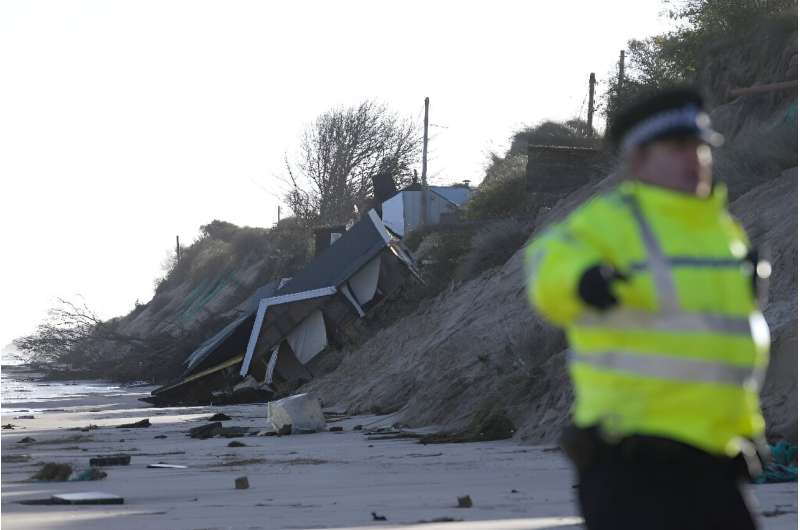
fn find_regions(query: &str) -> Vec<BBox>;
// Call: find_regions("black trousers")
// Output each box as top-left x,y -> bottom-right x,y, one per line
571,433 -> 758,530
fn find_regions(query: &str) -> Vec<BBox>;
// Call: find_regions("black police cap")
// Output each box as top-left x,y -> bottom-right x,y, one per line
607,86 -> 722,153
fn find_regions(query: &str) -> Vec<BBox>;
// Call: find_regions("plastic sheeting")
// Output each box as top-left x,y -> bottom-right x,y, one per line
752,442 -> 798,484
266,393 -> 327,434
286,309 -> 328,365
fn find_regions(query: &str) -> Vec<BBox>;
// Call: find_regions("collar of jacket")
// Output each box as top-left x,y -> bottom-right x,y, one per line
619,180 -> 729,223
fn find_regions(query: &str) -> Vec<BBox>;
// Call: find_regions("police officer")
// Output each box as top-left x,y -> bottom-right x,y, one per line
525,87 -> 770,530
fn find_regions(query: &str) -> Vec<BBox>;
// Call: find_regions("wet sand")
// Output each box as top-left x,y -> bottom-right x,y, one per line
1,389 -> 796,530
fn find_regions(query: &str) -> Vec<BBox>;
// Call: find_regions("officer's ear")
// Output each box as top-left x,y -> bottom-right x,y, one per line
625,145 -> 649,179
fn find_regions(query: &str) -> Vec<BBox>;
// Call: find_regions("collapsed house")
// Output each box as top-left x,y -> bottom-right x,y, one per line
149,209 -> 421,406
149,174 -> 474,406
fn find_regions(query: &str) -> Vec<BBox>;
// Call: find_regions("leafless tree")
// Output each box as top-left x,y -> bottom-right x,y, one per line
14,298 -> 173,370
285,101 -> 421,226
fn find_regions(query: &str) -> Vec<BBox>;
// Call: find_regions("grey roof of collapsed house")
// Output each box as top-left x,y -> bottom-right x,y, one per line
177,211 -> 392,381
274,211 -> 390,296
181,280 -> 280,376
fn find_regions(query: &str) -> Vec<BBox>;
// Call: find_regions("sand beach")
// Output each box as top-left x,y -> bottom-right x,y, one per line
1,381 -> 796,530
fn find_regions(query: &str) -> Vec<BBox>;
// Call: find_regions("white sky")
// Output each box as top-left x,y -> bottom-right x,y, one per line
0,1 -> 675,348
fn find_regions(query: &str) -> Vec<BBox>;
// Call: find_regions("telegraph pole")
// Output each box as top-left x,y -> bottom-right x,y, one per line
618,50 -> 625,90
587,73 -> 596,137
176,235 -> 181,262
421,96 -> 430,227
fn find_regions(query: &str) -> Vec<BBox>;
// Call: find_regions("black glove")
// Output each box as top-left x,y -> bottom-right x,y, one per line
578,264 -> 628,310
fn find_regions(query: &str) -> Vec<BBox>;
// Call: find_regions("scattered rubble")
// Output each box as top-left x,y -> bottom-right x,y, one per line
3,424 -> 16,430
457,495 -> 473,508
17,437 -> 36,444
70,424 -> 99,432
189,422 -> 223,439
115,419 -> 151,429
19,492 -> 124,506
367,432 -> 423,441
148,463 -> 188,469
52,492 -> 124,505
220,427 -> 252,438
234,476 -> 250,489
14,415 -> 35,420
228,441 -> 247,448
371,512 -> 387,521
89,455 -> 131,467
208,413 -> 232,421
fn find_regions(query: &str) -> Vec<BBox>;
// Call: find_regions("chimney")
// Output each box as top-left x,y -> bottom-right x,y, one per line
314,225 -> 346,257
371,170 -> 398,217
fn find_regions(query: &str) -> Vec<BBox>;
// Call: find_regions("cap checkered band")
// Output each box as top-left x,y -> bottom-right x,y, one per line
621,105 -> 708,154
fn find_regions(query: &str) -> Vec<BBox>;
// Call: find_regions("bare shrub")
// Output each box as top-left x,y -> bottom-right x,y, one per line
457,220 -> 532,280
464,175 -> 526,221
285,101 -> 420,226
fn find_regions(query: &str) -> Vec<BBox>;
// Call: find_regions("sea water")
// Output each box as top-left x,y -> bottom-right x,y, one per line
0,349 -> 130,413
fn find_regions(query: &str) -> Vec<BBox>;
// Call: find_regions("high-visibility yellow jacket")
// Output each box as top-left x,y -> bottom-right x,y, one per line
525,180 -> 769,457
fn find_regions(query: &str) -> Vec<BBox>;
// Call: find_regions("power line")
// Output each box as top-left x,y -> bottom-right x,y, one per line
576,92 -> 588,122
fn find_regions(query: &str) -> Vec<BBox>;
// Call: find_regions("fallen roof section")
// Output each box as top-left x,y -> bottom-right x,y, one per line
239,286 -> 338,377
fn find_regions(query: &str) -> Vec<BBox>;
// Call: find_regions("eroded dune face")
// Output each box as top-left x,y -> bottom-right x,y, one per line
309,165 -> 797,446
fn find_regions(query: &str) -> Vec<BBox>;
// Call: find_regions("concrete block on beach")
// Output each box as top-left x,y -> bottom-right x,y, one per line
266,393 -> 326,434
234,476 -> 250,489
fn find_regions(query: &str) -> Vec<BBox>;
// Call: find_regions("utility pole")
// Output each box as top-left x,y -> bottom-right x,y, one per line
175,235 -> 181,262
618,50 -> 625,90
587,73 -> 596,137
277,205 -> 281,223
421,96 -> 429,227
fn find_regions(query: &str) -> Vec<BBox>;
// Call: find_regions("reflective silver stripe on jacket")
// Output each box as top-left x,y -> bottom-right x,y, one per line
577,308 -> 754,335
629,257 -> 745,272
569,350 -> 762,387
578,194 -> 758,337
573,193 -> 766,393
622,195 -> 679,312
